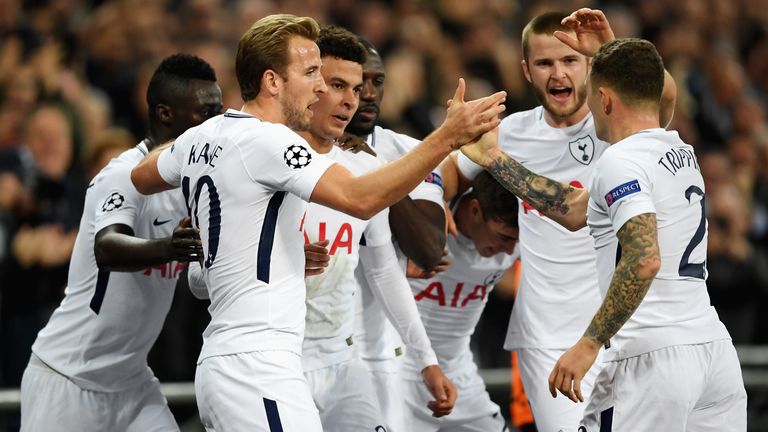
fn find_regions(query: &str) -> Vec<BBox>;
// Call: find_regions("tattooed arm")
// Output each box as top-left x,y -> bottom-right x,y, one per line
583,213 -> 661,345
547,213 -> 661,403
461,128 -> 589,230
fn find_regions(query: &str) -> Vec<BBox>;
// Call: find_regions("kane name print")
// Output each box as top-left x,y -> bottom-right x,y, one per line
187,142 -> 223,167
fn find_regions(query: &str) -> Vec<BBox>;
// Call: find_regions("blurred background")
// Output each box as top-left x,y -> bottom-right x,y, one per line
1,0 -> 767,430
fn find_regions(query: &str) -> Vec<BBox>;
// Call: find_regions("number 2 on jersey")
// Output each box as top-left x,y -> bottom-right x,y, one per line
182,175 -> 221,268
678,185 -> 706,279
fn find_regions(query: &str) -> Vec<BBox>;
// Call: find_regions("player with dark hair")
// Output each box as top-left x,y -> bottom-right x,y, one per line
130,14 -> 505,432
298,24 -> 454,431
403,170 -> 518,431
462,24 -> 746,431
345,36 -> 451,432
20,53 -> 221,431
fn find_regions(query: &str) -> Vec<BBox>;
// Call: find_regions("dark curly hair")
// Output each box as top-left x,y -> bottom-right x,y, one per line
147,53 -> 217,112
317,25 -> 366,64
467,171 -> 519,228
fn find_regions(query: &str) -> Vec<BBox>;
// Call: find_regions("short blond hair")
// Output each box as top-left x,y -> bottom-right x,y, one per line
521,11 -> 570,61
236,14 -> 320,101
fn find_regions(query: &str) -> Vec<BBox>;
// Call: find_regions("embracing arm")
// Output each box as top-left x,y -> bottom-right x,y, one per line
130,142 -> 175,195
660,70 -> 677,128
389,198 -> 446,270
94,217 -> 202,272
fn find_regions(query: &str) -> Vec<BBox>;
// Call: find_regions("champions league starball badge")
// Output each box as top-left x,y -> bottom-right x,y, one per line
101,192 -> 125,212
284,144 -> 312,169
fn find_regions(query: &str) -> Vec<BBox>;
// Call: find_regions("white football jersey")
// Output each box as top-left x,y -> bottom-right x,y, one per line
156,109 -> 334,361
458,106 -> 607,349
32,142 -> 187,392
587,128 -> 730,360
354,126 -> 444,365
302,146 -> 391,371
403,197 -> 518,379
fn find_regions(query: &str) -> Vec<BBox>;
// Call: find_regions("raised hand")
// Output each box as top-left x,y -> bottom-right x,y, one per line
422,364 -> 458,417
442,78 -> 506,150
169,217 -> 203,263
554,8 -> 616,57
459,126 -> 501,169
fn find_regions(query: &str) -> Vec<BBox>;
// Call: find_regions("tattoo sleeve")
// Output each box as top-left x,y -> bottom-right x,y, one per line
486,153 -> 577,216
584,213 -> 661,345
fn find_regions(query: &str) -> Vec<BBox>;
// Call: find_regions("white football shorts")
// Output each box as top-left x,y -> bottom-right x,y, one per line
195,350 -> 322,432
517,348 -> 602,432
305,357 -> 384,431
580,339 -> 746,432
21,354 -> 177,432
402,368 -> 507,432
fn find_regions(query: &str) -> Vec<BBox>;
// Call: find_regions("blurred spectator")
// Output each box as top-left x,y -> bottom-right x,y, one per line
83,127 -> 136,181
0,102 -> 86,430
706,184 -> 768,344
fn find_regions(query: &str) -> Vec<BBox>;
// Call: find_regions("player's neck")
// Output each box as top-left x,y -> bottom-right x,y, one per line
454,197 -> 474,239
607,111 -> 661,144
240,99 -> 281,124
298,131 -> 334,154
146,128 -> 171,152
543,103 -> 590,128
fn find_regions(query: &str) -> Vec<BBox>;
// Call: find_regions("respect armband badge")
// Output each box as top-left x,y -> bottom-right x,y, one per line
604,179 -> 641,207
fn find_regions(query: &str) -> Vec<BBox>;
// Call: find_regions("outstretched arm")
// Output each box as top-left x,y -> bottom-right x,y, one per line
548,213 -> 661,402
94,217 -> 202,272
461,129 -> 589,230
310,79 -> 506,220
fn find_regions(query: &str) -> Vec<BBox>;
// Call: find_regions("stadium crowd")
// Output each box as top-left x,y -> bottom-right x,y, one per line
1,0 -> 767,430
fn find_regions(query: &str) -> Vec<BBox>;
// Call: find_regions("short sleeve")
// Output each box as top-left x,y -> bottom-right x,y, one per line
243,126 -> 334,202
592,150 -> 656,233
363,207 -> 393,248
457,152 -> 483,181
408,172 -> 445,208
157,131 -> 194,187
92,163 -> 142,233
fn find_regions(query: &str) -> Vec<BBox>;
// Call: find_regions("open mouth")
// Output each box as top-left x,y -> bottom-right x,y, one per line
549,86 -> 572,102
332,114 -> 350,123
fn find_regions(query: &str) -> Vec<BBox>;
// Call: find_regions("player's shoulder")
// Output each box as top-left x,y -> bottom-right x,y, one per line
92,143 -> 146,184
330,145 -> 382,174
375,126 -> 420,151
217,110 -> 304,144
499,106 -> 541,131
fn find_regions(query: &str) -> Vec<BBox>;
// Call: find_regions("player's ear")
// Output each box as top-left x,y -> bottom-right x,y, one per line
599,87 -> 612,116
521,60 -> 532,84
470,198 -> 483,219
262,69 -> 281,97
156,104 -> 172,125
